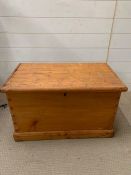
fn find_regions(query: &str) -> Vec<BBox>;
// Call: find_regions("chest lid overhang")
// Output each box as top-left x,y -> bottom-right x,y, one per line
1,63 -> 128,92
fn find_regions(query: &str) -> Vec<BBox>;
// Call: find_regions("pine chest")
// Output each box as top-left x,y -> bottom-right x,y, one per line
1,63 -> 127,141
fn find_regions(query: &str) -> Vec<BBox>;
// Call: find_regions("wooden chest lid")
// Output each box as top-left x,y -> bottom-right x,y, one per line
1,63 -> 128,92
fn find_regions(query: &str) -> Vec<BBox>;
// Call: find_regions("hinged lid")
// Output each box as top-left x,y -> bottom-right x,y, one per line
1,63 -> 128,92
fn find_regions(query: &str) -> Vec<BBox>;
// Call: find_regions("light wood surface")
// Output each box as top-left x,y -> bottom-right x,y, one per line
7,91 -> 120,140
1,63 -> 128,141
1,63 -> 127,92
14,130 -> 114,141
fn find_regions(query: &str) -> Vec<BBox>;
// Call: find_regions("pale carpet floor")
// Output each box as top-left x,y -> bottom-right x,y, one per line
0,93 -> 131,175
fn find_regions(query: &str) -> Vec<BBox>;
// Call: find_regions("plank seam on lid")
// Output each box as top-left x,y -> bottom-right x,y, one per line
1,63 -> 128,92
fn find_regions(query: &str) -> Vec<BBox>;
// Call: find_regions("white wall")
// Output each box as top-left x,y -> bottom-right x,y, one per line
108,1 -> 131,91
0,0 -> 130,96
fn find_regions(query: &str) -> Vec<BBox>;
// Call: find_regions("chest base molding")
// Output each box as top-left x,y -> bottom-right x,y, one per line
14,129 -> 114,141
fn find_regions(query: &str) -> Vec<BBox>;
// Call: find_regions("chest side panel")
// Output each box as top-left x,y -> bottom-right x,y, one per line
7,91 -> 120,132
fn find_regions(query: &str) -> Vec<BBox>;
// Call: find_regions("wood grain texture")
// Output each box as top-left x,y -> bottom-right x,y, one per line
1,63 -> 128,92
1,63 -> 21,90
7,91 -> 120,131
1,63 -> 128,141
7,91 -> 119,141
14,130 -> 114,141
